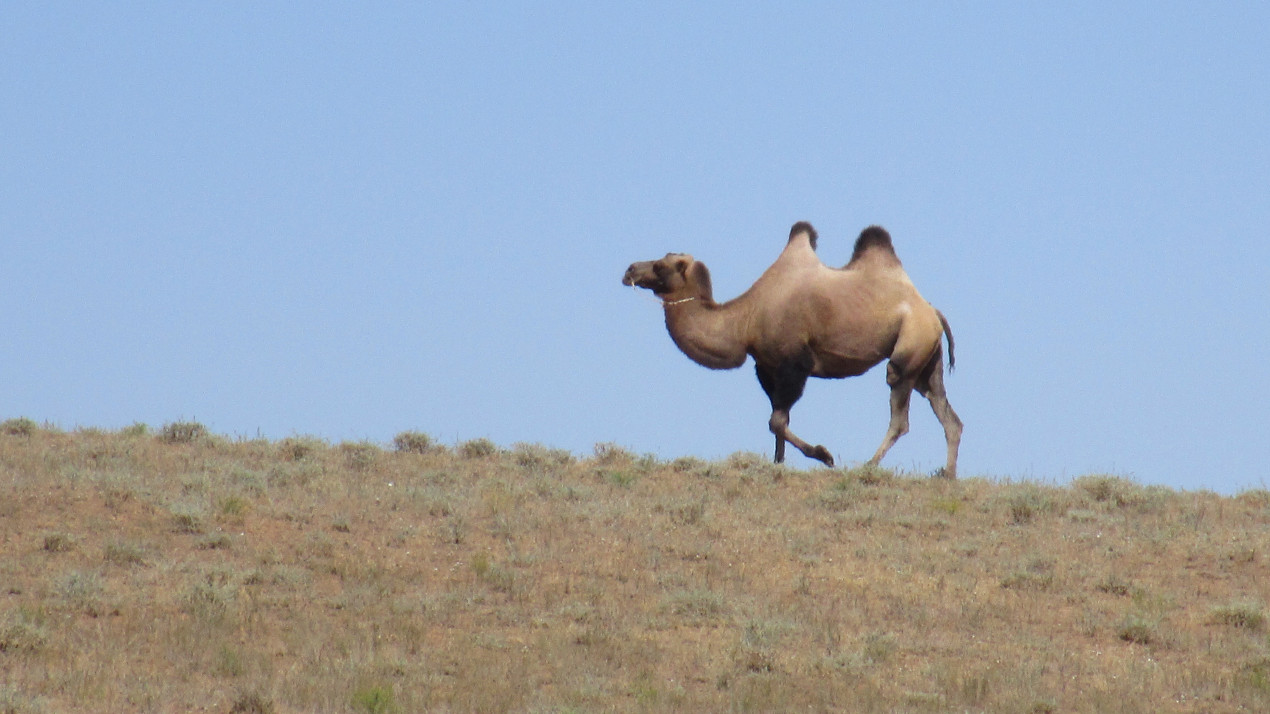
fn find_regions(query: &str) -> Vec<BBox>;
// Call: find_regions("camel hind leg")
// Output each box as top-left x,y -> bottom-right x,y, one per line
916,349 -> 962,478
755,362 -> 834,466
868,362 -> 914,468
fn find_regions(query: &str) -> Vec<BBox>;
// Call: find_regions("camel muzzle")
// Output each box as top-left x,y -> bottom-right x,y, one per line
622,262 -> 654,289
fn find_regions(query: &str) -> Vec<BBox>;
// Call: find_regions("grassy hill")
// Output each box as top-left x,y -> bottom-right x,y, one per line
1,419 -> 1268,713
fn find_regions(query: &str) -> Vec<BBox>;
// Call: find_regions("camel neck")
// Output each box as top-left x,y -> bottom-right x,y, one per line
663,296 -> 749,370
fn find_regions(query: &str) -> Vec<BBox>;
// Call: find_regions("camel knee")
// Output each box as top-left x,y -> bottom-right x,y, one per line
768,412 -> 790,435
885,363 -> 901,387
887,415 -> 910,440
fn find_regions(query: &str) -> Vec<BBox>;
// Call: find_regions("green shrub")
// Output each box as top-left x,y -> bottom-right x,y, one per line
1,417 -> 39,436
121,422 -> 150,437
1209,602 -> 1265,631
278,436 -> 326,461
392,430 -> 434,454
460,437 -> 498,459
351,685 -> 398,714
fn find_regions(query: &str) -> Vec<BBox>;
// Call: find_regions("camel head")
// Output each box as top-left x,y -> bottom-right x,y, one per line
622,253 -> 711,302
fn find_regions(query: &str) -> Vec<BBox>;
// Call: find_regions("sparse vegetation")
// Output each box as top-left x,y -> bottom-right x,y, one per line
1,426 -> 1268,712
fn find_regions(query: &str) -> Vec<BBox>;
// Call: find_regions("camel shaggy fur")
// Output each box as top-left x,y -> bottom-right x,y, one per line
623,222 -> 962,477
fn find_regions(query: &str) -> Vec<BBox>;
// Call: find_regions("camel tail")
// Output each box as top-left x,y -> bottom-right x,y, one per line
936,309 -> 955,372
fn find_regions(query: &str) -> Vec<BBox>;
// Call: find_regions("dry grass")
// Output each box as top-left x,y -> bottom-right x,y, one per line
1,421 -> 1268,713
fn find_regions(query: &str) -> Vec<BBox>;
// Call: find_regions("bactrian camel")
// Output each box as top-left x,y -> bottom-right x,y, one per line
622,222 -> 963,477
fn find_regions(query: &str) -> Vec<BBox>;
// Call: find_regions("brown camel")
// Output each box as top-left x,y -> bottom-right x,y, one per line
622,222 -> 962,477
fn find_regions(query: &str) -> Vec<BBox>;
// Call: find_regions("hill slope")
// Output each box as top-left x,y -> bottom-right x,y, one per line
2,422 -> 1268,713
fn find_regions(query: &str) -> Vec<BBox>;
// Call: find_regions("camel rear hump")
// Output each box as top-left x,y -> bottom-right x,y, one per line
846,225 -> 901,268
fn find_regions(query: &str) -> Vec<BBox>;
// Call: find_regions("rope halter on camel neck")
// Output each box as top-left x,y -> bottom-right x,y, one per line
661,296 -> 697,306
630,280 -> 697,308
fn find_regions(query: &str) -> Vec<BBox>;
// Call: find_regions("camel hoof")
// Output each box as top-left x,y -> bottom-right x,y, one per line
933,467 -> 956,479
812,446 -> 834,467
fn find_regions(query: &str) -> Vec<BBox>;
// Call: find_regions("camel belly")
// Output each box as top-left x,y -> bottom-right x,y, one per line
811,353 -> 882,379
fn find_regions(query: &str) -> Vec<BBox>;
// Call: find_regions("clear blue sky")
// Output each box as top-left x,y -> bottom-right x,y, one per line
4,4 -> 1268,492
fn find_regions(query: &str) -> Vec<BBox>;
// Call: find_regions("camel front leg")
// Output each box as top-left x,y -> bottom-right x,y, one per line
756,362 -> 834,467
768,410 -> 833,466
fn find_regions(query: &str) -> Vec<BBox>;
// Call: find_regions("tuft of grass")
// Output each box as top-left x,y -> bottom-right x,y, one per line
459,437 -> 498,459
160,420 -> 208,444
1001,557 -> 1056,591
278,435 -> 326,461
725,451 -> 781,480
121,421 -> 150,437
592,442 -> 634,463
851,463 -> 896,485
667,497 -> 707,526
1,417 -> 39,437
1116,613 -> 1159,645
56,571 -> 106,616
671,455 -> 707,472
351,684 -> 398,714
663,589 -> 729,624
816,476 -> 862,512
861,631 -> 898,664
470,551 -> 517,594
1074,473 -> 1140,507
183,569 -> 237,621
1067,508 -> 1098,522
0,685 -> 47,714
197,533 -> 233,551
392,430 -> 434,454
42,532 -> 76,553
1095,574 -> 1132,597
600,469 -> 638,488
229,690 -> 276,714
1237,489 -> 1270,508
1240,658 -> 1270,696
512,442 -> 575,470
341,440 -> 381,471
929,496 -> 963,516
219,494 -> 250,517
1006,489 -> 1045,524
103,540 -> 148,567
1209,601 -> 1265,631
169,501 -> 206,534
0,609 -> 48,653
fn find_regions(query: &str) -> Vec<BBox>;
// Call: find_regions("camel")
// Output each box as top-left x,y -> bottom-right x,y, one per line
622,222 -> 962,477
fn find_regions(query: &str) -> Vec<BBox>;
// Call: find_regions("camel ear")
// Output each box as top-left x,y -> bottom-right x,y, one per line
655,254 -> 691,278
